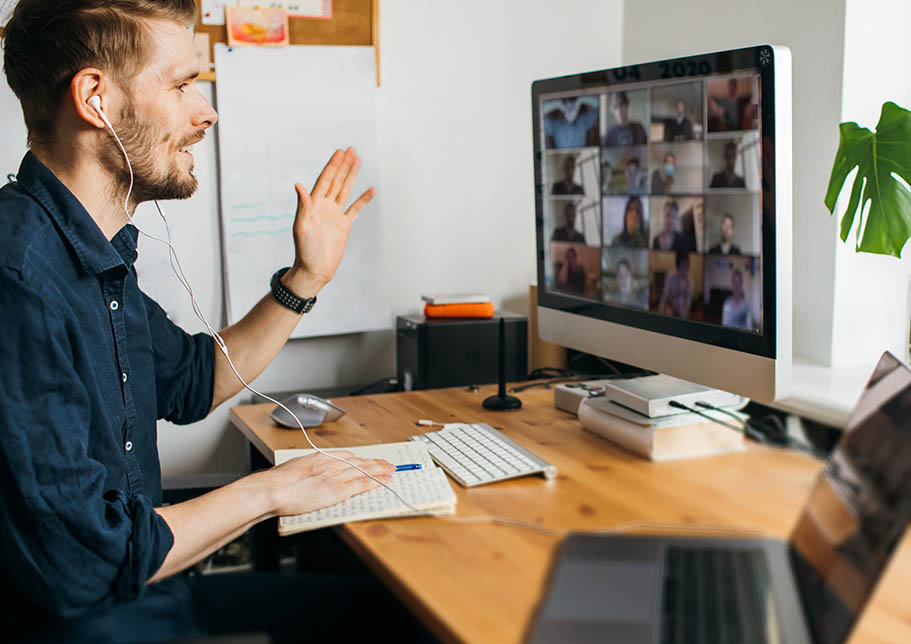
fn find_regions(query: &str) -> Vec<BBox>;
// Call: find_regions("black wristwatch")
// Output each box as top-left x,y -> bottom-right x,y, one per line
270,267 -> 317,314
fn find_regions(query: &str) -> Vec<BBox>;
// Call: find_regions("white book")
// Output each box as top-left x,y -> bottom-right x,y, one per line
579,397 -> 746,462
421,293 -> 491,305
274,441 -> 457,535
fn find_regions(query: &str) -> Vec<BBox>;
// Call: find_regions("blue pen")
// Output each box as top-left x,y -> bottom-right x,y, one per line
395,463 -> 422,472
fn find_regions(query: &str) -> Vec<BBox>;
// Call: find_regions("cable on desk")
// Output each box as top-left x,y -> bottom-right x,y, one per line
527,366 -> 574,379
668,400 -> 826,459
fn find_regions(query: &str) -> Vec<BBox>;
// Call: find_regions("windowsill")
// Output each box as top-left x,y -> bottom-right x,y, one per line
773,357 -> 874,428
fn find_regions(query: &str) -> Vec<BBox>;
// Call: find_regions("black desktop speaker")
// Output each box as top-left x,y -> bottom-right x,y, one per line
396,312 -> 528,391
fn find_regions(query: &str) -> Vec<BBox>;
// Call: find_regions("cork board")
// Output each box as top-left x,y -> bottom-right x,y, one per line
194,0 -> 379,83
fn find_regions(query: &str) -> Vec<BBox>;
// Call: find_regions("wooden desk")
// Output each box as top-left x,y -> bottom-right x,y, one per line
230,384 -> 911,644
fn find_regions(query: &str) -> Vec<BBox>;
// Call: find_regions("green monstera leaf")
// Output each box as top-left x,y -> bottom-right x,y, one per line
825,101 -> 911,257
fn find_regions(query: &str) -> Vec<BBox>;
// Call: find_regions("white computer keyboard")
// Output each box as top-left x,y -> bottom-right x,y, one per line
410,422 -> 558,487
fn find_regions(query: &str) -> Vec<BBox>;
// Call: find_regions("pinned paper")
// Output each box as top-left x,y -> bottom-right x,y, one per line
225,6 -> 289,47
273,1 -> 333,19
200,0 -> 238,26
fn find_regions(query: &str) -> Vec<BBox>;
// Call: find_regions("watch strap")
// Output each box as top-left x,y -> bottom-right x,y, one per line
270,267 -> 317,314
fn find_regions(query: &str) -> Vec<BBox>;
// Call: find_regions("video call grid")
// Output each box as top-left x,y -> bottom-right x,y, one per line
540,72 -> 764,333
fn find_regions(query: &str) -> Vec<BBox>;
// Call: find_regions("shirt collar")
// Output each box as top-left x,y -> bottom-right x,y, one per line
15,151 -> 132,275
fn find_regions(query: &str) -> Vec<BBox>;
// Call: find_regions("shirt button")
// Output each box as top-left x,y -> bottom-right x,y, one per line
125,441 -> 133,452
122,372 -> 128,383
110,300 -> 119,311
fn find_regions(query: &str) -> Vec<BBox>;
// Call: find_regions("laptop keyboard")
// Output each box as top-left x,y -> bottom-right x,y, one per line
660,546 -> 772,644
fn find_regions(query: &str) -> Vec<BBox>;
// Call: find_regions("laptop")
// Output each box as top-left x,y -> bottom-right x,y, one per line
527,352 -> 911,644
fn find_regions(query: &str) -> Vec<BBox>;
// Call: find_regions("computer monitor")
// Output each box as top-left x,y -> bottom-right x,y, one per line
533,45 -> 792,402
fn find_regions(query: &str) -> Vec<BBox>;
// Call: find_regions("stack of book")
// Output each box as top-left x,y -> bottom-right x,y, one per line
421,293 -> 494,319
578,395 -> 747,461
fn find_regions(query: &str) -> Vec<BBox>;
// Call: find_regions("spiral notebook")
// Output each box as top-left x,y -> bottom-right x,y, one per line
274,441 -> 457,535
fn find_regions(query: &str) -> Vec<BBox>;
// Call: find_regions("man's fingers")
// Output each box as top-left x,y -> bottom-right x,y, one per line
294,183 -> 311,212
336,155 -> 361,205
311,149 -> 344,198
345,187 -> 376,220
325,147 -> 356,201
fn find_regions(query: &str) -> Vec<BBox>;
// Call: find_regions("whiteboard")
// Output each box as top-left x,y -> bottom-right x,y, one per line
214,44 -> 388,338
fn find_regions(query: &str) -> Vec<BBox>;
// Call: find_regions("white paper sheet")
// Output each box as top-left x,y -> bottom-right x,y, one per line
200,0 -> 237,26
214,44 -> 389,338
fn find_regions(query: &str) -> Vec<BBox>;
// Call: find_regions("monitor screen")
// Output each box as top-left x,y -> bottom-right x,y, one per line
533,45 -> 782,360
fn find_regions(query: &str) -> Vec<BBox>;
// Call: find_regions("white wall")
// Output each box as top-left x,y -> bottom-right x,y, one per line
829,0 -> 911,368
621,0 -> 848,366
376,0 -> 624,316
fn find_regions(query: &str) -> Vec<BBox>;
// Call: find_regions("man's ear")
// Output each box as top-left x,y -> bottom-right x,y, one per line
70,68 -> 109,129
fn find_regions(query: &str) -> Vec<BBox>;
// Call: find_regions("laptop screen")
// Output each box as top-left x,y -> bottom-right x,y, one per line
788,352 -> 911,644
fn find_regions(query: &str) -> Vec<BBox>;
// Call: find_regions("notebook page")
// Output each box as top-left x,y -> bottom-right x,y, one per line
275,442 -> 456,533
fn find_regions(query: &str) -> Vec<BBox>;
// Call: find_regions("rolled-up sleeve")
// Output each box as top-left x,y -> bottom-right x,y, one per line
142,293 -> 215,425
0,268 -> 173,616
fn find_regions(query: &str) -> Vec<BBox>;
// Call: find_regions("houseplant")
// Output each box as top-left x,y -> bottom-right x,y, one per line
825,101 -> 911,257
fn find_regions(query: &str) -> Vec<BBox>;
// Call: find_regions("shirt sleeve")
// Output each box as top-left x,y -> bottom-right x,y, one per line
141,292 -> 215,425
0,267 -> 174,617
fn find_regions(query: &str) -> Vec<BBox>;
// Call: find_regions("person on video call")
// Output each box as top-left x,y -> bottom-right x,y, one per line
651,152 -> 676,194
722,269 -> 754,329
603,91 -> 647,146
680,197 -> 705,253
558,246 -> 587,295
711,78 -> 743,131
658,251 -> 694,318
623,157 -> 647,194
710,141 -> 746,188
544,96 -> 599,148
665,99 -> 694,142
611,196 -> 647,248
612,258 -> 642,307
0,2 -> 421,642
708,213 -> 742,255
652,199 -> 692,252
601,159 -> 613,194
551,202 -> 586,243
552,154 -> 584,195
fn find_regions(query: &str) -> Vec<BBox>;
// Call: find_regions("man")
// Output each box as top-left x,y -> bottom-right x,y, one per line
651,151 -> 675,195
0,2 -> 409,642
544,95 -> 599,149
603,91 -> 647,146
623,157 -> 646,194
665,98 -> 694,142
551,202 -> 585,242
658,251 -> 694,318
722,269 -> 754,330
710,78 -> 743,131
652,199 -> 691,252
557,246 -> 587,295
708,213 -> 742,255
710,141 -> 746,188
551,154 -> 584,195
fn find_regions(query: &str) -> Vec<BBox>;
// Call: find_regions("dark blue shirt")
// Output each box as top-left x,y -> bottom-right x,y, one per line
0,153 -> 215,628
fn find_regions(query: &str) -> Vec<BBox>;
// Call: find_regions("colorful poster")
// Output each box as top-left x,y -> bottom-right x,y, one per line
226,6 -> 289,47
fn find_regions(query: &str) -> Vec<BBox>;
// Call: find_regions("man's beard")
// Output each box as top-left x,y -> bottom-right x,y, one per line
103,101 -> 204,206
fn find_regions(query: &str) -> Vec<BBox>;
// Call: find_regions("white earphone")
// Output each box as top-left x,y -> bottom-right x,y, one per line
87,95 -> 111,127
